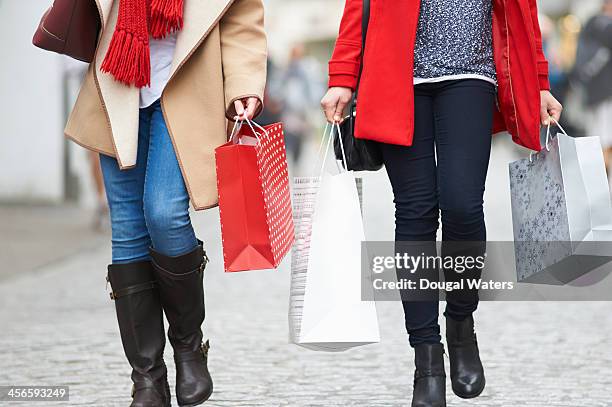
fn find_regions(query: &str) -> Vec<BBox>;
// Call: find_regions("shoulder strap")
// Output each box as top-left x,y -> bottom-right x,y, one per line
362,0 -> 370,47
354,0 -> 370,97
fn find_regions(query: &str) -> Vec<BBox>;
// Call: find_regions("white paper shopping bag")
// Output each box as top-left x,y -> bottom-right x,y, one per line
288,124 -> 380,351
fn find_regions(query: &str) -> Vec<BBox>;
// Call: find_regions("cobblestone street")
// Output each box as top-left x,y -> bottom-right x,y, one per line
1,138 -> 612,406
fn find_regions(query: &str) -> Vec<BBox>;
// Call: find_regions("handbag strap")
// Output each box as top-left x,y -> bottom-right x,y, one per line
353,0 -> 370,99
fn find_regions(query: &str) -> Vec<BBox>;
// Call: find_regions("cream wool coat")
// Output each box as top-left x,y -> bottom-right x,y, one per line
65,0 -> 267,210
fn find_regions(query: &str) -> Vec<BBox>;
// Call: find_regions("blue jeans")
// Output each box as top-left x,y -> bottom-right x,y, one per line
100,100 -> 198,264
380,80 -> 495,347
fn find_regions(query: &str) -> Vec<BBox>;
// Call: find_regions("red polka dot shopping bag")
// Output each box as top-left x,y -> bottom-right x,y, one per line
215,119 -> 295,272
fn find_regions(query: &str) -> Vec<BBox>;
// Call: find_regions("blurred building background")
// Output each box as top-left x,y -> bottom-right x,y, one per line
0,0 -> 606,207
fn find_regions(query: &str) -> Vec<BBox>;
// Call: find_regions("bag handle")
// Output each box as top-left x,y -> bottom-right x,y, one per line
529,118 -> 569,162
544,117 -> 569,150
335,122 -> 348,171
315,122 -> 349,176
229,117 -> 269,144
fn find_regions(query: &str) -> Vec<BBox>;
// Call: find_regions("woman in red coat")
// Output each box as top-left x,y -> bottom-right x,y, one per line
322,0 -> 562,406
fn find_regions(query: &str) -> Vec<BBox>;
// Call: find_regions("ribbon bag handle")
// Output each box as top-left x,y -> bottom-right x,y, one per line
229,117 -> 269,144
529,118 -> 570,162
544,117 -> 569,150
315,122 -> 349,177
229,120 -> 243,143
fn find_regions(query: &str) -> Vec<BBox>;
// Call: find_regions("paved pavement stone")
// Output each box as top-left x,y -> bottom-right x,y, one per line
0,204 -> 107,281
1,138 -> 611,406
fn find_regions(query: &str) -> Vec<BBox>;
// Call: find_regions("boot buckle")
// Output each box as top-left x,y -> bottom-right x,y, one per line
200,252 -> 209,273
200,340 -> 210,357
106,275 -> 115,300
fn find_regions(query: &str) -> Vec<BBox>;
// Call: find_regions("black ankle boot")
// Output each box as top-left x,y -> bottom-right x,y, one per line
412,343 -> 446,407
445,314 -> 485,399
107,261 -> 171,407
150,242 -> 213,407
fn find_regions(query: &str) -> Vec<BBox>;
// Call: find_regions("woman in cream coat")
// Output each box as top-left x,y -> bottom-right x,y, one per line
65,0 -> 267,406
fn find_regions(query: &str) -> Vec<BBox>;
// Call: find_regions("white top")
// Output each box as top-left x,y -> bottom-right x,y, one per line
414,74 -> 497,86
413,0 -> 497,86
140,32 -> 178,109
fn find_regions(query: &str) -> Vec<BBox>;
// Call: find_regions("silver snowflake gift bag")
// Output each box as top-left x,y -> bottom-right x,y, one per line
509,124 -> 612,284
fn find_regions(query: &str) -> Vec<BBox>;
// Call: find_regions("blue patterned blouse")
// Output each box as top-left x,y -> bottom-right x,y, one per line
413,0 -> 497,84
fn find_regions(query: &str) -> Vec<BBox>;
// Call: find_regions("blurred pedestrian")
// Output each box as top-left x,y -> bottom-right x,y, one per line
257,58 -> 283,126
540,15 -> 571,116
322,0 -> 562,406
88,151 -> 108,231
574,0 -> 612,172
279,44 -> 323,164
63,1 -> 267,406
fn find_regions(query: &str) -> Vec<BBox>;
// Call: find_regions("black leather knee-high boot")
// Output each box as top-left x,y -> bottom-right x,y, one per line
150,242 -> 212,407
412,343 -> 446,407
107,261 -> 171,407
446,314 -> 485,398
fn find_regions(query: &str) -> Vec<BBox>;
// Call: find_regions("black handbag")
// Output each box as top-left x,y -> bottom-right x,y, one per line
333,0 -> 383,171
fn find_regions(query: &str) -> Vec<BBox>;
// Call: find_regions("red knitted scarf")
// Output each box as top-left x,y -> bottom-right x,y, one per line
101,0 -> 184,88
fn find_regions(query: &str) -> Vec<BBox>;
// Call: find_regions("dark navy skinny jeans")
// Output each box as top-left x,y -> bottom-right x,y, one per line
380,79 -> 495,347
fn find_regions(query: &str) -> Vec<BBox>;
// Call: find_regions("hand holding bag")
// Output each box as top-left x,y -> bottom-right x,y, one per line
332,0 -> 383,172
32,0 -> 101,63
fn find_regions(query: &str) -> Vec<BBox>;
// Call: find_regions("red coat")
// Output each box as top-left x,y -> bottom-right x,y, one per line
328,0 -> 550,151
